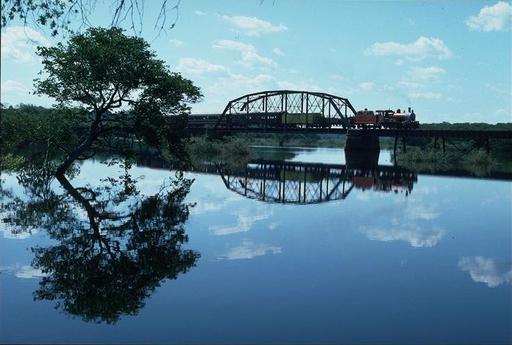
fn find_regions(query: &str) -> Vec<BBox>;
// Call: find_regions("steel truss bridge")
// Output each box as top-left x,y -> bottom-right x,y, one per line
187,90 -> 512,148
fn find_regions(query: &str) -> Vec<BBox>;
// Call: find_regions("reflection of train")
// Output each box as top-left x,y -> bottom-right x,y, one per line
350,108 -> 419,129
352,173 -> 416,195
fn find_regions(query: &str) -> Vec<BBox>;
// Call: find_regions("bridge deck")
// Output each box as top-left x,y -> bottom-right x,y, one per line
190,126 -> 512,140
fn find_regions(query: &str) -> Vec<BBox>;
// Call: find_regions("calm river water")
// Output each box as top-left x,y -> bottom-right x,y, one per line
1,147 -> 511,344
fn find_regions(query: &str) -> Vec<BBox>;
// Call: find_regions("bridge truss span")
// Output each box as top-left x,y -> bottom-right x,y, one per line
214,90 -> 357,131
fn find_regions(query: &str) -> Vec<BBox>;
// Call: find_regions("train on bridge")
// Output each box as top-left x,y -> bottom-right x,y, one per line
189,90 -> 420,131
190,107 -> 419,130
350,108 -> 418,129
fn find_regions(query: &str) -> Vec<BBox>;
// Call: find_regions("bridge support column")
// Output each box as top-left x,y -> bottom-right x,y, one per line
345,131 -> 380,169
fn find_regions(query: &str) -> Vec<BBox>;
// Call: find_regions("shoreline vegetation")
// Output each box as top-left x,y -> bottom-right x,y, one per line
2,104 -> 511,175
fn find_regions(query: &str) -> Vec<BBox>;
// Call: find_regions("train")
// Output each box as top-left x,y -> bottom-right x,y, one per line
188,107 -> 419,130
349,107 -> 419,129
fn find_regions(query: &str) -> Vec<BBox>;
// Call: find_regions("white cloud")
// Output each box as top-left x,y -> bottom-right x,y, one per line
459,256 -> 512,287
366,36 -> 452,60
219,240 -> 281,260
213,39 -> 275,67
276,79 -> 322,91
222,15 -> 287,36
408,66 -> 446,82
176,58 -> 227,75
1,26 -> 49,63
1,80 -> 28,93
362,225 -> 445,248
201,72 -> 275,110
493,108 -> 512,119
272,47 -> 285,56
195,10 -> 206,16
408,91 -> 442,100
359,81 -> 375,91
330,74 -> 345,81
169,39 -> 183,47
398,81 -> 421,89
466,1 -> 512,32
485,82 -> 512,96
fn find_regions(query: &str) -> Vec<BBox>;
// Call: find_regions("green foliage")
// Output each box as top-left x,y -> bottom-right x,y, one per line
395,145 -> 498,176
231,133 -> 346,148
187,136 -> 251,163
1,104 -> 86,152
1,0 -> 69,36
32,27 -> 201,173
0,153 -> 26,171
420,122 -> 512,131
1,0 -> 180,37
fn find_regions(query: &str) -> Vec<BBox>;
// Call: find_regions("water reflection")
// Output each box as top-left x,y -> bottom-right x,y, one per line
1,161 -> 199,324
217,160 -> 417,204
458,257 -> 512,288
1,148 -> 511,342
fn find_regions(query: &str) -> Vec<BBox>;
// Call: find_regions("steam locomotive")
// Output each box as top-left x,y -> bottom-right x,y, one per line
349,107 -> 419,129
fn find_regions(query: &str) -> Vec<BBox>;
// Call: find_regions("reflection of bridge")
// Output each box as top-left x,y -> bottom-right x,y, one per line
218,160 -> 416,204
134,152 -> 512,205
187,90 -> 512,151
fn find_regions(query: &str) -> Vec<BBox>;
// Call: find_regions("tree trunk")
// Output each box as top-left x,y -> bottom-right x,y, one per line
55,113 -> 101,176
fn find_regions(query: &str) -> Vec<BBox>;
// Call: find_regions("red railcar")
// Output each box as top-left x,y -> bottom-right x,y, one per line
350,108 -> 419,129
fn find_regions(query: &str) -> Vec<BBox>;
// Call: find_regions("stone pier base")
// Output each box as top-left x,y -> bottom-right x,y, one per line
344,132 -> 380,169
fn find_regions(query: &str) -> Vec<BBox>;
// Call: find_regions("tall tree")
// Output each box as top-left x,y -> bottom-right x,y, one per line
34,27 -> 201,175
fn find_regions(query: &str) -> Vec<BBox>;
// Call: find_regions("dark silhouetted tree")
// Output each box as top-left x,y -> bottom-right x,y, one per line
33,27 -> 201,175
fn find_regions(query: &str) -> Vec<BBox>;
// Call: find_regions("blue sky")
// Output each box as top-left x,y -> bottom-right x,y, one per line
1,0 -> 511,123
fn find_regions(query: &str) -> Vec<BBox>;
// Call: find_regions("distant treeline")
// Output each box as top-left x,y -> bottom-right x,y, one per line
2,103 -> 512,155
1,104 -> 87,154
420,122 -> 512,131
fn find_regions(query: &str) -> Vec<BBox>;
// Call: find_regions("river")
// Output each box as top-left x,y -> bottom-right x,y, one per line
1,147 -> 511,343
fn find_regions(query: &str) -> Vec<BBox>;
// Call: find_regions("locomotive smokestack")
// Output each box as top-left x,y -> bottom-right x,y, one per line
408,107 -> 411,113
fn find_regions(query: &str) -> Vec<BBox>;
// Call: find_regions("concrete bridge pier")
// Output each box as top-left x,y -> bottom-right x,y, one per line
344,131 -> 380,169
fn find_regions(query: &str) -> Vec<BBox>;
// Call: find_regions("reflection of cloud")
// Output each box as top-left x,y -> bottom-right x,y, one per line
0,225 -> 38,239
15,266 -> 45,279
209,207 -> 272,236
362,225 -> 444,248
407,204 -> 440,220
219,241 -> 281,260
190,201 -> 224,215
0,264 -> 45,279
356,192 -> 370,201
458,256 -> 512,288
268,222 -> 279,230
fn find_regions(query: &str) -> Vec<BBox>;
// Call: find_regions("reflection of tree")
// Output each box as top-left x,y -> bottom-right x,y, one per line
3,162 -> 200,324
